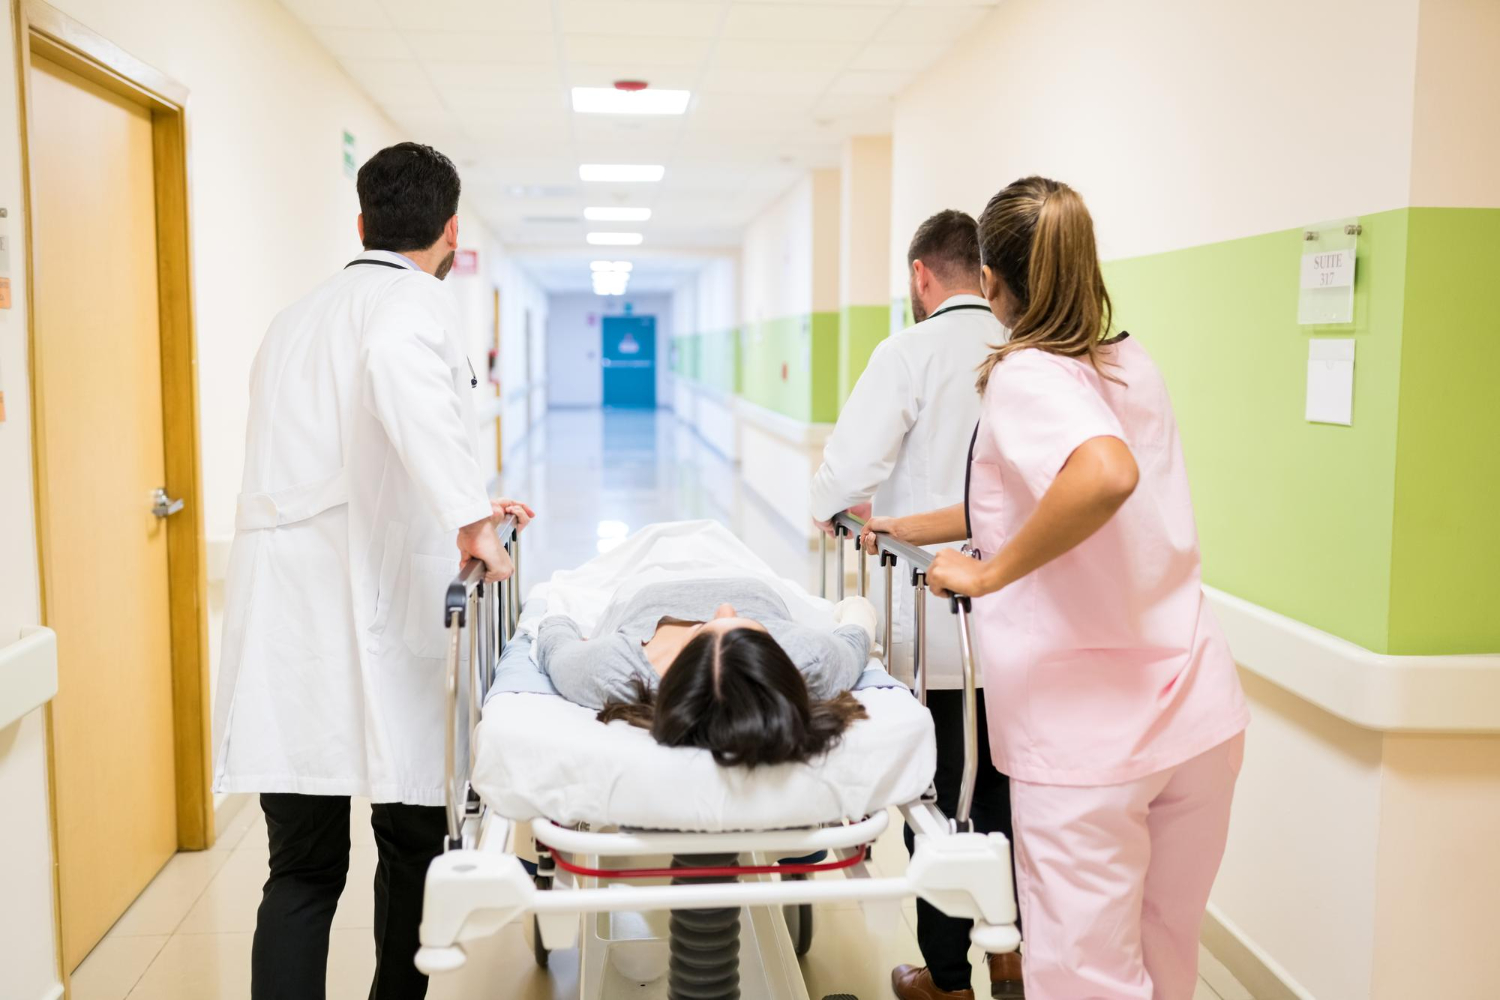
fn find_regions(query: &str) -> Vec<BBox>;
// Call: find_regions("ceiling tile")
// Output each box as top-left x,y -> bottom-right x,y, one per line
714,38 -> 860,71
720,3 -> 887,41
425,61 -> 565,92
826,69 -> 912,97
560,2 -> 724,38
279,0 -> 383,29
404,31 -> 558,64
848,40 -> 951,72
564,33 -> 714,67
698,67 -> 837,96
313,26 -> 411,61
382,0 -> 556,34
873,5 -> 987,44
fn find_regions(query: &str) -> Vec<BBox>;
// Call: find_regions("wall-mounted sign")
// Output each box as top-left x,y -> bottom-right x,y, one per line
1298,219 -> 1359,325
451,248 -> 478,277
342,130 -> 357,179
1300,248 -> 1354,289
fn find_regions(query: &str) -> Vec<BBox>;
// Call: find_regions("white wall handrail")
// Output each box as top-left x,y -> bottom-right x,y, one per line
1207,586 -> 1500,733
1,627 -> 59,731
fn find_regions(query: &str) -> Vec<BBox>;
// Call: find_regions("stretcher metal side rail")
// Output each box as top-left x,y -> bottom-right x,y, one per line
821,512 -> 981,827
417,517 -> 1020,981
441,514 -> 520,849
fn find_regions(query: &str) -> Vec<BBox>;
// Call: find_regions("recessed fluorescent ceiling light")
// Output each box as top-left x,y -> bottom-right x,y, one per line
572,87 -> 690,115
590,260 -> 634,272
587,232 -> 644,246
579,164 -> 665,183
585,206 -> 651,222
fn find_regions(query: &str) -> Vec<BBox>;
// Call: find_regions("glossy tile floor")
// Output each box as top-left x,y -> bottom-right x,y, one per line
72,410 -> 1254,1000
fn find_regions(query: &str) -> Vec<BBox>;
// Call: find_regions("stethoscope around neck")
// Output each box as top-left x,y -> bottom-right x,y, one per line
346,257 -> 479,387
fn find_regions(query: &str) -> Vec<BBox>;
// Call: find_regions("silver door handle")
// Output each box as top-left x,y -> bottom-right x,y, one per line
152,488 -> 184,518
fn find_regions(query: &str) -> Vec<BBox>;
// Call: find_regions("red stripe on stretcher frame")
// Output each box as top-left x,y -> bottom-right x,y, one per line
536,844 -> 870,881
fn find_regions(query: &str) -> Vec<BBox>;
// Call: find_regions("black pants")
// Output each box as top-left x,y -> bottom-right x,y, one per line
251,793 -> 447,1000
905,690 -> 1017,993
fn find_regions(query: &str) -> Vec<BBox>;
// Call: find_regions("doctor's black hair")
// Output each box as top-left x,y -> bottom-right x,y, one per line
357,142 -> 461,253
597,627 -> 867,768
907,209 -> 982,286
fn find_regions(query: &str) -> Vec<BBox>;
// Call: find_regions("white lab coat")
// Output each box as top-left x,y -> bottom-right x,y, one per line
213,250 -> 492,807
809,294 -> 1003,690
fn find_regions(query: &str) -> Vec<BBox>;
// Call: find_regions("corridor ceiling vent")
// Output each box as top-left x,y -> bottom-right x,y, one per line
571,84 -> 690,116
587,232 -> 644,246
579,164 -> 665,183
585,207 -> 652,222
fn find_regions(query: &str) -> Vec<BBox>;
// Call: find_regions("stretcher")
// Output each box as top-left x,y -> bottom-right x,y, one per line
416,516 -> 1020,999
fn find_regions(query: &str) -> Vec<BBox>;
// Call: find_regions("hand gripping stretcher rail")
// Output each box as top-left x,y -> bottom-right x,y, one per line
416,515 -> 1020,999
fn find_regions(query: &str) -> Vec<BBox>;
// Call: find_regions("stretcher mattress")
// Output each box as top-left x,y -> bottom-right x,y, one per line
472,637 -> 936,831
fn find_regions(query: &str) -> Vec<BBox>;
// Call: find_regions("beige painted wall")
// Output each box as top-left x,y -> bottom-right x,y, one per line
838,135 -> 892,308
810,167 -> 842,315
741,177 -> 815,325
1370,734 -> 1500,998
888,0 -> 1423,299
0,1 -> 540,986
1217,672 -> 1384,999
1408,0 -> 1500,207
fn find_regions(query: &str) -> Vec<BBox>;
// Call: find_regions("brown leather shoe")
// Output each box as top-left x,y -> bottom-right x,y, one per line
890,964 -> 976,1000
987,952 -> 1025,999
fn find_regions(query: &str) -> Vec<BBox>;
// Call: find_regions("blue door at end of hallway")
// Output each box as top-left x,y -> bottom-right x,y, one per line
602,315 -> 656,408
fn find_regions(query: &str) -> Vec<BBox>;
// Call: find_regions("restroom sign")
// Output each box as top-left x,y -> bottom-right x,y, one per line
1300,248 -> 1354,289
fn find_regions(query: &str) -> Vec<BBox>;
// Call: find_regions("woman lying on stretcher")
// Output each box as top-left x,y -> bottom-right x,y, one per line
536,578 -> 879,768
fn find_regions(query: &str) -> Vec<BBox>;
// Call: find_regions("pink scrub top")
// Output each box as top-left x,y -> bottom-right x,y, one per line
968,339 -> 1248,786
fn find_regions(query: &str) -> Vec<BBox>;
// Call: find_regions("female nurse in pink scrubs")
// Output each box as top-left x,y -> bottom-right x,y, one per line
863,176 -> 1249,1000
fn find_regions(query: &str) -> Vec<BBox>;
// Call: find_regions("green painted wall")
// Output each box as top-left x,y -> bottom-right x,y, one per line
1105,209 -> 1410,653
1387,208 -> 1500,654
738,313 -> 839,422
838,305 -> 891,406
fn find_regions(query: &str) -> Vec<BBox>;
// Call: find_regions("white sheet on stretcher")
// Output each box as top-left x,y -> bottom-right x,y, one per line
472,520 -> 938,830
517,520 -> 837,656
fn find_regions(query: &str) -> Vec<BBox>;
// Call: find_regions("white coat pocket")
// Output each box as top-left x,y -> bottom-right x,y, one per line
370,521 -> 408,636
405,553 -> 460,659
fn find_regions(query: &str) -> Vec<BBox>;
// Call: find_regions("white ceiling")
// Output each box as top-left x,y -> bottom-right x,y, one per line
281,0 -> 999,291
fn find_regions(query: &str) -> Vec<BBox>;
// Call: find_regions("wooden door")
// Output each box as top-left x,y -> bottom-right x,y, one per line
31,54 -> 180,970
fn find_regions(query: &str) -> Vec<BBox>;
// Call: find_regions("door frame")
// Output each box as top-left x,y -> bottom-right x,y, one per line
13,0 -> 213,973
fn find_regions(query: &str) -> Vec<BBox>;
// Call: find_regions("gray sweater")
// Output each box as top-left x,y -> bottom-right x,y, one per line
536,578 -> 871,710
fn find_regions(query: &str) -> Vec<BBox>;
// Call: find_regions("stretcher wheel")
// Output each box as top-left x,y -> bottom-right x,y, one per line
781,872 -> 814,956
531,914 -> 549,968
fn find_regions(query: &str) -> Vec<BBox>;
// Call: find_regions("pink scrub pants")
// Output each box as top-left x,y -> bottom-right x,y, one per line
1009,732 -> 1245,1000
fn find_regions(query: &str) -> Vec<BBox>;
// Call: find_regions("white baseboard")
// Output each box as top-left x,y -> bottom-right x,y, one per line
1203,903 -> 1315,1000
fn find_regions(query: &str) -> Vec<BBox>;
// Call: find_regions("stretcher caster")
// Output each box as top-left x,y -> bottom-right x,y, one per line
530,914 -> 549,968
781,873 -> 814,956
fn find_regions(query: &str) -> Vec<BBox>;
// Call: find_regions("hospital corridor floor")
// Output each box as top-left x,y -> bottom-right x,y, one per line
70,411 -> 1254,1000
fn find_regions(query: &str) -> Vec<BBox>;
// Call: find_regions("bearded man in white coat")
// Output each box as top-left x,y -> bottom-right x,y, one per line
810,210 -> 1024,1000
213,142 -> 530,1000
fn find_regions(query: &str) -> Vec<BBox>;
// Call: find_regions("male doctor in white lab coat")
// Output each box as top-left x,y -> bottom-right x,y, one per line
810,210 -> 1022,1000
213,142 -> 529,1000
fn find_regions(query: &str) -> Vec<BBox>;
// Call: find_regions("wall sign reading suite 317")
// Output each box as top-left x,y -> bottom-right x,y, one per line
1298,219 -> 1360,325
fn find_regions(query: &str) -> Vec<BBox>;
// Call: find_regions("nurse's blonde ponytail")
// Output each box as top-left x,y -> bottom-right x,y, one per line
975,177 -> 1115,393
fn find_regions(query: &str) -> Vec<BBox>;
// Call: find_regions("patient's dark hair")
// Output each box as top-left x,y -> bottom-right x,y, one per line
598,627 -> 867,768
